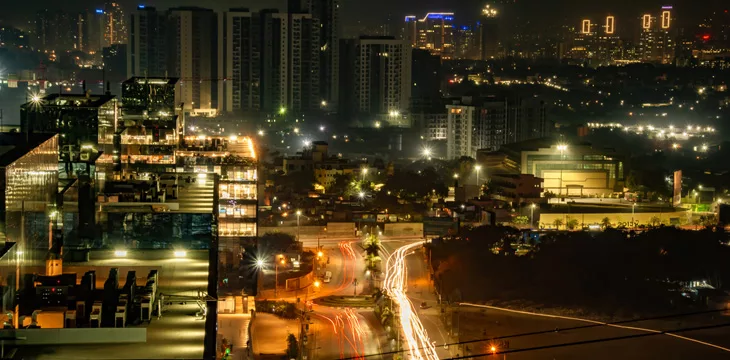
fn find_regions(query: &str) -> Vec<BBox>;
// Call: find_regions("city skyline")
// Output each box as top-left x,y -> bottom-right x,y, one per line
2,0 -> 729,30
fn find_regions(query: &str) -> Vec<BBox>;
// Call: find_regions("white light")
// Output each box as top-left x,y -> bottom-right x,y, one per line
375,121 -> 381,128
174,250 -> 187,257
319,125 -> 325,132
294,128 -> 300,134
197,173 -> 207,179
422,148 -> 432,157
114,250 -> 128,257
256,259 -> 265,267
258,130 -> 265,136
358,192 -> 365,199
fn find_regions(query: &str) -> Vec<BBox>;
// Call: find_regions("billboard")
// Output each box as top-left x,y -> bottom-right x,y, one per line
673,170 -> 682,207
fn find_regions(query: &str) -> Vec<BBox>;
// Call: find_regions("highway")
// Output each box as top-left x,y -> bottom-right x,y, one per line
382,240 -> 440,360
381,240 -> 730,360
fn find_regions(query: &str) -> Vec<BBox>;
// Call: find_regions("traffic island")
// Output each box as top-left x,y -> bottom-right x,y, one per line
312,295 -> 376,308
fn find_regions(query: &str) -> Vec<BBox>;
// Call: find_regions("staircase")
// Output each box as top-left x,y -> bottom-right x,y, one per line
175,178 -> 215,213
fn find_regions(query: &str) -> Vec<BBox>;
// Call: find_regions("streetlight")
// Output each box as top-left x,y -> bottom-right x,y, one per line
632,203 -> 637,226
296,210 -> 302,240
361,168 -> 368,183
556,144 -> 568,196
422,147 -> 432,159
530,203 -> 536,228
475,165 -> 482,189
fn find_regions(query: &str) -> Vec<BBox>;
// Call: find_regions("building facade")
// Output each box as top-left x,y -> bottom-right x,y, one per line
404,13 -> 455,59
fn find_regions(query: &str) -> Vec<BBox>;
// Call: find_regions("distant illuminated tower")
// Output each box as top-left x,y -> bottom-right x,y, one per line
638,6 -> 675,64
403,12 -> 455,59
479,4 -> 499,60
104,1 -> 127,45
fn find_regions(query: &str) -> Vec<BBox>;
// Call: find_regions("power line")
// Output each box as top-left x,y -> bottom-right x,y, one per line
336,307 -> 730,360
442,322 -> 730,360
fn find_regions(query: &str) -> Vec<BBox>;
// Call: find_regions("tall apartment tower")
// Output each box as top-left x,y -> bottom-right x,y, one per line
343,36 -> 411,118
638,6 -> 675,64
168,7 -> 218,111
291,0 -> 340,112
219,9 -> 261,113
404,13 -> 455,59
479,4 -> 500,60
220,9 -> 319,114
128,6 -> 169,78
104,1 -> 128,45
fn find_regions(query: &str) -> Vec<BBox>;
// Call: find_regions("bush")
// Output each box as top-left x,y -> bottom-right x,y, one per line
255,300 -> 298,319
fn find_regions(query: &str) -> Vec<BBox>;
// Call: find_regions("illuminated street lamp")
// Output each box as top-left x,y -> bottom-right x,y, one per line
422,147 -> 432,159
530,203 -> 537,228
279,107 -> 286,115
632,203 -> 637,226
296,210 -> 302,240
475,165 -> 482,189
556,144 -> 568,196
361,167 -> 368,182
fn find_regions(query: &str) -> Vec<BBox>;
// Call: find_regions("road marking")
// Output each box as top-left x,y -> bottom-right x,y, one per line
459,302 -> 730,352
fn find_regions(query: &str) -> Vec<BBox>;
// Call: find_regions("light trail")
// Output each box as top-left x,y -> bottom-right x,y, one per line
383,242 -> 439,360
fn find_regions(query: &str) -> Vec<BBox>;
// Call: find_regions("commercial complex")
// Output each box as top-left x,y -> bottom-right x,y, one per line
638,6 -> 676,64
479,138 -> 627,197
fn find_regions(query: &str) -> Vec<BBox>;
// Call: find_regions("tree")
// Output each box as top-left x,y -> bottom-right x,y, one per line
649,216 -> 662,227
552,218 -> 564,230
566,218 -> 580,230
601,217 -> 612,229
544,191 -> 557,199
513,216 -> 529,225
286,334 -> 299,359
329,173 -> 355,195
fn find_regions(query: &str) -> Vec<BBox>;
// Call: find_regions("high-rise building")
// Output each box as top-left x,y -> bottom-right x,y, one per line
128,6 -> 169,78
84,9 -> 107,53
411,48 -> 442,113
289,13 -> 321,113
168,7 -> 219,112
404,13 -> 455,59
220,9 -> 261,113
454,25 -> 480,60
445,96 -> 550,159
104,1 -> 128,45
638,6 -> 676,64
291,0 -> 340,112
35,9 -> 76,52
479,4 -> 500,60
340,36 -> 411,123
103,44 -> 128,83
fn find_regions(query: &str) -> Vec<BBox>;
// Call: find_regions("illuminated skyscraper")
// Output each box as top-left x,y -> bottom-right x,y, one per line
479,4 -> 500,60
638,6 -> 675,64
404,12 -> 455,59
104,1 -> 128,45
454,25 -> 480,60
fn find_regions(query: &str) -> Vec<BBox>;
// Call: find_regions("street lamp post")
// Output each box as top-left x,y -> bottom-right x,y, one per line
530,203 -> 536,228
296,210 -> 302,241
475,165 -> 482,194
632,203 -> 637,227
556,144 -> 568,196
361,168 -> 368,183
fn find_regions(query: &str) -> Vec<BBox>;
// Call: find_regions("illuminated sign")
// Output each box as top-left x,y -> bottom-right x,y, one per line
95,9 -> 104,14
581,19 -> 591,34
661,10 -> 671,29
605,16 -> 615,34
642,14 -> 652,29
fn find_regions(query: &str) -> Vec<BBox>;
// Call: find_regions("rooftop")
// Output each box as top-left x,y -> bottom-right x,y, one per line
123,77 -> 179,86
21,93 -> 115,109
0,133 -> 57,167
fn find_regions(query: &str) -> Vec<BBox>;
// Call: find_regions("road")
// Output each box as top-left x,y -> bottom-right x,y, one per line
309,305 -> 386,360
381,241 -> 730,360
382,240 -> 440,360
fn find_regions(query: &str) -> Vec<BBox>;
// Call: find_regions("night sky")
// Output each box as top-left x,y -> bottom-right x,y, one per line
1,0 -> 728,30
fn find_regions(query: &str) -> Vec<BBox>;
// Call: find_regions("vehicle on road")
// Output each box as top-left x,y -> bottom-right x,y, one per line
419,301 -> 429,309
323,271 -> 332,283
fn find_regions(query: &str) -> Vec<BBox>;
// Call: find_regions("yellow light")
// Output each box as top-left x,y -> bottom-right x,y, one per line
314,280 -> 321,288
605,16 -> 615,34
642,14 -> 652,29
661,10 -> 671,29
581,19 -> 591,34
317,251 -> 323,257
491,346 -> 497,352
